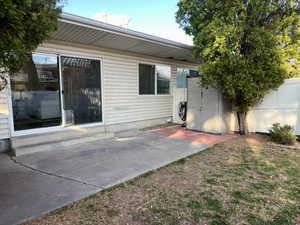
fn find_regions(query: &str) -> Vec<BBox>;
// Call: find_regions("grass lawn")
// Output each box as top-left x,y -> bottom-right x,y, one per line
24,135 -> 300,225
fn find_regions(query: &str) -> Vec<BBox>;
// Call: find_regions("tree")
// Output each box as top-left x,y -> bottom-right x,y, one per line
176,0 -> 300,135
0,0 -> 63,90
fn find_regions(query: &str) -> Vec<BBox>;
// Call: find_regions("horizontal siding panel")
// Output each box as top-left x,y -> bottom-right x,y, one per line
107,117 -> 171,126
104,96 -> 171,100
106,107 -> 172,111
104,79 -> 137,83
104,75 -> 137,80
104,100 -> 171,104
104,67 -> 137,74
104,55 -> 138,62
105,107 -> 172,112
107,116 -> 171,125
103,86 -> 138,91
107,112 -> 172,117
0,119 -> 9,125
0,98 -> 8,104
0,123 -> 9,130
0,115 -> 8,119
0,134 -> 9,139
104,60 -> 138,66
106,108 -> 172,114
106,106 -> 172,112
104,72 -> 136,77
104,105 -> 172,110
104,98 -> 172,104
0,88 -> 9,139
106,98 -> 172,102
104,61 -> 138,68
0,93 -> 7,98
103,81 -> 137,86
107,112 -> 171,120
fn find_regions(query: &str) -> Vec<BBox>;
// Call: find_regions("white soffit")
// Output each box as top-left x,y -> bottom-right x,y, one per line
49,12 -> 198,64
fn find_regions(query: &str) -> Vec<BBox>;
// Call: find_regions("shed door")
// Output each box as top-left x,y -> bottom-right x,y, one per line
187,77 -> 220,133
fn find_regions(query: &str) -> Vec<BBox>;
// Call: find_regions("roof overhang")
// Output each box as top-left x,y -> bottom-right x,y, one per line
49,13 -> 198,64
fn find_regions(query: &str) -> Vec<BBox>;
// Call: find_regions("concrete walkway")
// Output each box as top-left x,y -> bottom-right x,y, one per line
0,129 -> 235,225
0,132 -> 210,225
0,154 -> 98,225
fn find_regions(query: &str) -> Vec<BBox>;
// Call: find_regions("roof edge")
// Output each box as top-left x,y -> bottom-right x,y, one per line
60,12 -> 194,50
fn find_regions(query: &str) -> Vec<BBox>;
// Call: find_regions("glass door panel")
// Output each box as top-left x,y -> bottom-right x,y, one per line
61,56 -> 102,125
10,53 -> 62,131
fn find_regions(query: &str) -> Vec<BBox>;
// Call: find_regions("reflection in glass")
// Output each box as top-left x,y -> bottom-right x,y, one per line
139,64 -> 155,95
157,65 -> 171,94
176,68 -> 189,89
61,56 -> 102,125
11,54 -> 61,131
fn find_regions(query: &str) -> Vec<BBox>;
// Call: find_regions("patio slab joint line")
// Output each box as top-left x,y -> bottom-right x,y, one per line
10,157 -> 103,189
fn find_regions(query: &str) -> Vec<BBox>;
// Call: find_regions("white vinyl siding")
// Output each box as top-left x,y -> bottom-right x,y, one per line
103,56 -> 175,124
0,41 -> 197,139
40,42 -> 193,126
0,87 -> 10,139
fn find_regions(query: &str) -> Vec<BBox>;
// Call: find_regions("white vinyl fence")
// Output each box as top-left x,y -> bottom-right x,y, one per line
247,78 -> 300,135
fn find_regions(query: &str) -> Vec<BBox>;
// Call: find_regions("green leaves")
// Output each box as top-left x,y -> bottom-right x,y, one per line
176,0 -> 300,113
0,0 -> 62,90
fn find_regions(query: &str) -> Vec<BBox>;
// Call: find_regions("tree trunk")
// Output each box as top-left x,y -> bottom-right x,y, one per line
237,111 -> 249,135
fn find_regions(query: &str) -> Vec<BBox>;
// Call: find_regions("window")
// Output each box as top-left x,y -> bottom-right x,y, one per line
10,53 -> 62,131
139,63 -> 171,95
189,69 -> 199,77
176,68 -> 199,89
61,56 -> 102,125
176,68 -> 189,88
10,53 -> 103,132
157,65 -> 171,94
139,64 -> 155,95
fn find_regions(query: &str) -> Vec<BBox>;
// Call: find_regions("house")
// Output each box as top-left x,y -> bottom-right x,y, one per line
0,13 -> 199,155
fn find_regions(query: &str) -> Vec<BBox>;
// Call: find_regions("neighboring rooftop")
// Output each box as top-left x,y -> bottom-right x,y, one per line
49,12 -> 197,63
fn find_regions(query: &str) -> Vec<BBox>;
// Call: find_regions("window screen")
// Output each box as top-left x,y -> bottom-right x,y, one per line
61,56 -> 102,125
139,64 -> 155,95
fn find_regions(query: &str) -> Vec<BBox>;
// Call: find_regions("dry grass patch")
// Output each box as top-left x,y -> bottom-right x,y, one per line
24,135 -> 300,225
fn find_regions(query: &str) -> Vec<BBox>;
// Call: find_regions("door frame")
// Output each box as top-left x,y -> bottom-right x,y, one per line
59,53 -> 104,127
8,52 -> 104,137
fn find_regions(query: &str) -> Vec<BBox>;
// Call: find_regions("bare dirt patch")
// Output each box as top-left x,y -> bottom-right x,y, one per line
24,135 -> 300,225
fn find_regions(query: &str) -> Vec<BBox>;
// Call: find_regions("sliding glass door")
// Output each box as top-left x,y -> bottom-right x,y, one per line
61,56 -> 102,125
10,53 -> 102,133
10,53 -> 62,131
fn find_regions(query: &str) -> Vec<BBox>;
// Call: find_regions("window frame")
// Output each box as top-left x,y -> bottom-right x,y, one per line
137,62 -> 171,96
138,63 -> 156,95
8,51 -> 105,137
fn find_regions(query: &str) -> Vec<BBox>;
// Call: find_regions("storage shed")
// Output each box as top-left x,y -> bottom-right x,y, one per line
186,77 -> 233,134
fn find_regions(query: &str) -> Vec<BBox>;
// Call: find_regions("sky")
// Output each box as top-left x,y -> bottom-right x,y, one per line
62,0 -> 193,45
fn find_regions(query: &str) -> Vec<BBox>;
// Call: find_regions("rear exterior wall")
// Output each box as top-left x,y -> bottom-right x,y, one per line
0,40 -> 198,139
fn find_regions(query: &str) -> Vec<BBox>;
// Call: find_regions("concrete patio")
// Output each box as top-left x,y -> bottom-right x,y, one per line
0,128 -> 235,225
